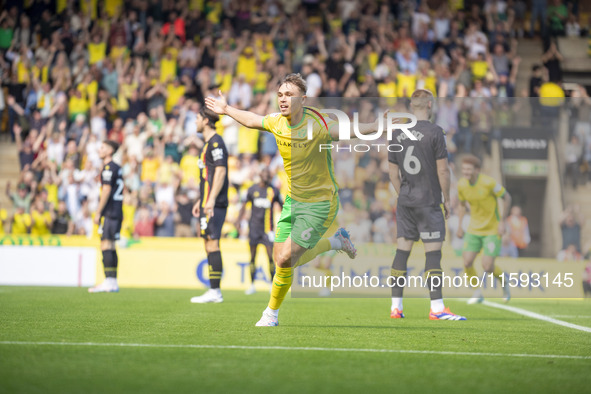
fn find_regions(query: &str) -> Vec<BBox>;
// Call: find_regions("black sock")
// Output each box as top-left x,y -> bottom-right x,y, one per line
103,250 -> 118,279
268,259 -> 276,281
391,250 -> 410,298
425,250 -> 443,300
249,259 -> 256,283
208,251 -> 223,289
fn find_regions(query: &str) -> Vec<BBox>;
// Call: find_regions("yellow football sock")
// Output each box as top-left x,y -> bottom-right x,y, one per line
318,268 -> 333,277
493,265 -> 504,281
294,239 -> 331,267
465,266 -> 478,288
268,266 -> 293,310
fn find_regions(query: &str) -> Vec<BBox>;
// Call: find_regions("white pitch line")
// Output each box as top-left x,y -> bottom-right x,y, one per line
482,301 -> 591,333
0,341 -> 589,360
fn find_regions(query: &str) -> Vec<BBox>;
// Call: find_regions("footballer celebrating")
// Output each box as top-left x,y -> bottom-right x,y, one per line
387,89 -> 466,320
457,155 -> 512,304
190,108 -> 230,304
206,73 -> 387,326
237,167 -> 283,295
90,140 -> 123,293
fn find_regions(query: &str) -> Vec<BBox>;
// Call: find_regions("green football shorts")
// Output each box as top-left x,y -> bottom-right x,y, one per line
275,193 -> 339,249
463,232 -> 501,257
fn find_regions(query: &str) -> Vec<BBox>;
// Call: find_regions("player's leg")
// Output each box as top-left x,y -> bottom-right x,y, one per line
315,251 -> 336,297
191,208 -> 226,304
462,233 -> 484,304
389,205 -> 418,318
390,237 -> 413,318
264,241 -> 275,281
481,235 -> 510,302
89,218 -> 120,293
419,206 -> 466,320
245,241 -> 258,295
256,239 -> 307,326
256,200 -> 295,326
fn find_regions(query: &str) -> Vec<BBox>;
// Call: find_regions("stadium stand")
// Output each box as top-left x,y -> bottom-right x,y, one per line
0,0 -> 588,258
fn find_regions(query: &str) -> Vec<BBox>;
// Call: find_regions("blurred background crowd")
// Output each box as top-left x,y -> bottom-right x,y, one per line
0,0 -> 589,260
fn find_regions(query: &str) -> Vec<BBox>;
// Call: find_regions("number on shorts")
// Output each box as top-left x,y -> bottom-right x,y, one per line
200,217 -> 208,230
487,241 -> 496,254
301,227 -> 313,241
403,146 -> 421,175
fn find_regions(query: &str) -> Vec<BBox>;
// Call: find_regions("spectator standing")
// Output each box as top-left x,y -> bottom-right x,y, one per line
506,206 -> 531,256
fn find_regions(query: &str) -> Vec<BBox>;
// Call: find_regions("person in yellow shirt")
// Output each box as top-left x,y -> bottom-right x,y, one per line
457,155 -> 512,304
179,144 -> 201,187
236,47 -> 257,83
0,206 -> 7,235
157,155 -> 181,185
397,71 -> 417,97
120,193 -> 136,240
377,75 -> 398,106
30,200 -> 53,236
165,79 -> 186,113
88,33 -> 106,65
160,51 -> 177,83
10,207 -> 32,235
141,148 -> 161,185
109,36 -> 129,62
471,52 -> 488,80
205,73 -> 387,325
68,88 -> 89,121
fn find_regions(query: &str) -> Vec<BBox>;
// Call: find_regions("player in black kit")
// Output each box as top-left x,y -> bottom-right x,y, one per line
190,108 -> 229,304
90,140 -> 123,293
387,89 -> 466,320
237,167 -> 283,295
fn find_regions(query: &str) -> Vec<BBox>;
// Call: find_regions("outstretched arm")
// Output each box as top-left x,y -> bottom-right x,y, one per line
205,90 -> 265,130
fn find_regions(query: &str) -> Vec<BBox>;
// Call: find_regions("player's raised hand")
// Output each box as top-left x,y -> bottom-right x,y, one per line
205,90 -> 228,115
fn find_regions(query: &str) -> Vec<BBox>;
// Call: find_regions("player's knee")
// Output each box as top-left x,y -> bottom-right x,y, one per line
205,240 -> 220,254
101,240 -> 113,250
463,258 -> 475,268
275,252 -> 291,268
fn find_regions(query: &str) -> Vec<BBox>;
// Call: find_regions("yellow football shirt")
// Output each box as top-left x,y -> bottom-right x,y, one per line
88,42 -> 106,65
165,84 -> 186,113
397,74 -> 417,97
180,155 -> 199,187
236,55 -> 257,82
262,107 -> 338,202
238,126 -> 259,154
0,209 -> 7,235
458,173 -> 506,236
141,157 -> 161,183
12,213 -> 32,235
160,58 -> 177,83
31,210 -> 52,236
471,60 -> 488,80
121,203 -> 136,239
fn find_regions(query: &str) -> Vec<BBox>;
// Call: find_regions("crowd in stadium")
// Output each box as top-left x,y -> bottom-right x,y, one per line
0,0 -> 588,259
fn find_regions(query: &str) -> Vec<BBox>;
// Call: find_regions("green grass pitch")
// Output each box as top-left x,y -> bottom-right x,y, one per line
1,287 -> 590,393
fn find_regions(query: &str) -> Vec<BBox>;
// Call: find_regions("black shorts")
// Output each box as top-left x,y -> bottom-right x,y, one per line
396,204 -> 446,243
101,217 -> 122,241
200,208 -> 227,240
249,226 -> 272,247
